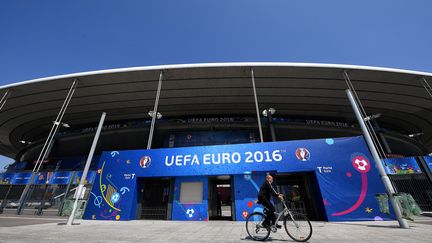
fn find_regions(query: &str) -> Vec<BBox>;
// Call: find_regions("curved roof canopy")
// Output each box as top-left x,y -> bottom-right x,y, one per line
1,62 -> 432,158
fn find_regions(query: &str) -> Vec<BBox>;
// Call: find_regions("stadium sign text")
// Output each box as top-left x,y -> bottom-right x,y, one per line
164,150 -> 283,167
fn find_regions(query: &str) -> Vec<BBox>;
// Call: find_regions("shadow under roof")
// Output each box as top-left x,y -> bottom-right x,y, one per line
1,62 -> 431,158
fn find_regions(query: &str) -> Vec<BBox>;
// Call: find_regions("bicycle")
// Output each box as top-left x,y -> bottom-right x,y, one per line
246,198 -> 312,242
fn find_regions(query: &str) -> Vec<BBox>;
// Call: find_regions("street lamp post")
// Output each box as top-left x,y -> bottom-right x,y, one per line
147,110 -> 162,150
262,108 -> 276,142
147,72 -> 163,150
250,68 -> 264,143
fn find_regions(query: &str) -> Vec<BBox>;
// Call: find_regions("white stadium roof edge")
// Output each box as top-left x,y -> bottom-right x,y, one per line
1,62 -> 432,89
1,62 -> 432,159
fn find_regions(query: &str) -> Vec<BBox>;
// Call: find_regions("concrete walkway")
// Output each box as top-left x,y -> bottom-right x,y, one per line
1,215 -> 432,242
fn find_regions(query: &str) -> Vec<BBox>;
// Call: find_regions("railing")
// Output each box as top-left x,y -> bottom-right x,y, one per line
390,174 -> 432,212
141,206 -> 167,220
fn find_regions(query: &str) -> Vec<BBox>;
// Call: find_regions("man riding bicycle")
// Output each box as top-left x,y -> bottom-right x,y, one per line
258,174 -> 284,229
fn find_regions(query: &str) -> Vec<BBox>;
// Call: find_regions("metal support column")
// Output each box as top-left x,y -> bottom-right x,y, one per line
346,89 -> 408,229
371,119 -> 392,154
0,90 -> 10,112
343,71 -> 387,159
421,77 -> 432,98
251,68 -> 264,143
263,108 -> 277,142
147,71 -> 163,150
268,112 -> 276,142
17,80 -> 78,214
67,112 -> 106,225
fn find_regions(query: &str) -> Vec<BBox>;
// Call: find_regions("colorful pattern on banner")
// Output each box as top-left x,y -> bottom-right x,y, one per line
233,172 -> 267,221
0,173 -> 14,184
83,136 -> 394,222
382,157 -> 422,174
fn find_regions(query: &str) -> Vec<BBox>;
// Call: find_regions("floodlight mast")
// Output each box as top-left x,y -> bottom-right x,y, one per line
346,89 -> 408,229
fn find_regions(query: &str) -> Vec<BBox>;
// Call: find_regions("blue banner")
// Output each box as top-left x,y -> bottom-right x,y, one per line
74,171 -> 96,185
383,157 -> 422,174
84,136 -> 393,222
49,171 -> 74,184
423,156 -> 432,172
34,172 -> 53,184
172,176 -> 209,221
10,172 -> 33,184
0,171 -> 94,185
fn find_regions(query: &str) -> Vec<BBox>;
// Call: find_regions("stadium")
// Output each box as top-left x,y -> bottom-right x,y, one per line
0,62 -> 432,222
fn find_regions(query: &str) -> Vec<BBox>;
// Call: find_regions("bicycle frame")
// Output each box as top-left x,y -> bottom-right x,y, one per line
246,198 -> 312,242
273,200 -> 300,228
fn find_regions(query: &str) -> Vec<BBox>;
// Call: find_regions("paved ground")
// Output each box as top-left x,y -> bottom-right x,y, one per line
1,214 -> 432,242
0,215 -> 64,227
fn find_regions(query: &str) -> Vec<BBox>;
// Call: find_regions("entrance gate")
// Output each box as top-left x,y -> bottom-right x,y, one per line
139,178 -> 173,220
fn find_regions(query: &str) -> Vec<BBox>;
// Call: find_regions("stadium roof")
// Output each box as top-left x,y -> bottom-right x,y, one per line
1,62 -> 432,158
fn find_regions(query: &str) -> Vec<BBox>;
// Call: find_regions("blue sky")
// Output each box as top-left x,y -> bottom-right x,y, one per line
0,0 -> 431,170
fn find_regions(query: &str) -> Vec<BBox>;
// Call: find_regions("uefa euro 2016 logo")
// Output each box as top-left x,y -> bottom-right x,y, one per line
139,156 -> 151,168
295,148 -> 310,161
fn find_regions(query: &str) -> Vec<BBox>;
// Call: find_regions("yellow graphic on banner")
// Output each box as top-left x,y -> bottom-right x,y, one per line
99,161 -> 121,212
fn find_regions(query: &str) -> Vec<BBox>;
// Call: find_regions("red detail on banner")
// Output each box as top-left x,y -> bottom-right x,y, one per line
331,173 -> 368,216
351,156 -> 371,173
33,159 -> 49,164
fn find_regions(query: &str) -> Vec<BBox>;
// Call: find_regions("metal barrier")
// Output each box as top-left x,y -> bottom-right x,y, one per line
141,206 -> 167,220
0,185 -> 25,214
0,183 -> 92,217
389,174 -> 432,211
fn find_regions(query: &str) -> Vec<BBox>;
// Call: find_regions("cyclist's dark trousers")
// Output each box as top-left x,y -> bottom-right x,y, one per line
259,196 -> 276,226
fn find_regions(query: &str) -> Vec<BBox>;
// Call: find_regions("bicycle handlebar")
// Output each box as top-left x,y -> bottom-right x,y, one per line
279,196 -> 289,209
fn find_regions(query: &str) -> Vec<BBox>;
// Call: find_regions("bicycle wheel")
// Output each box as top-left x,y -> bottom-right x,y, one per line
283,213 -> 312,242
246,212 -> 270,241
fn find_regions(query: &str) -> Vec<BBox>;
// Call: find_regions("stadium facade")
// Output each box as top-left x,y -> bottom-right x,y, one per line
0,63 -> 432,221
